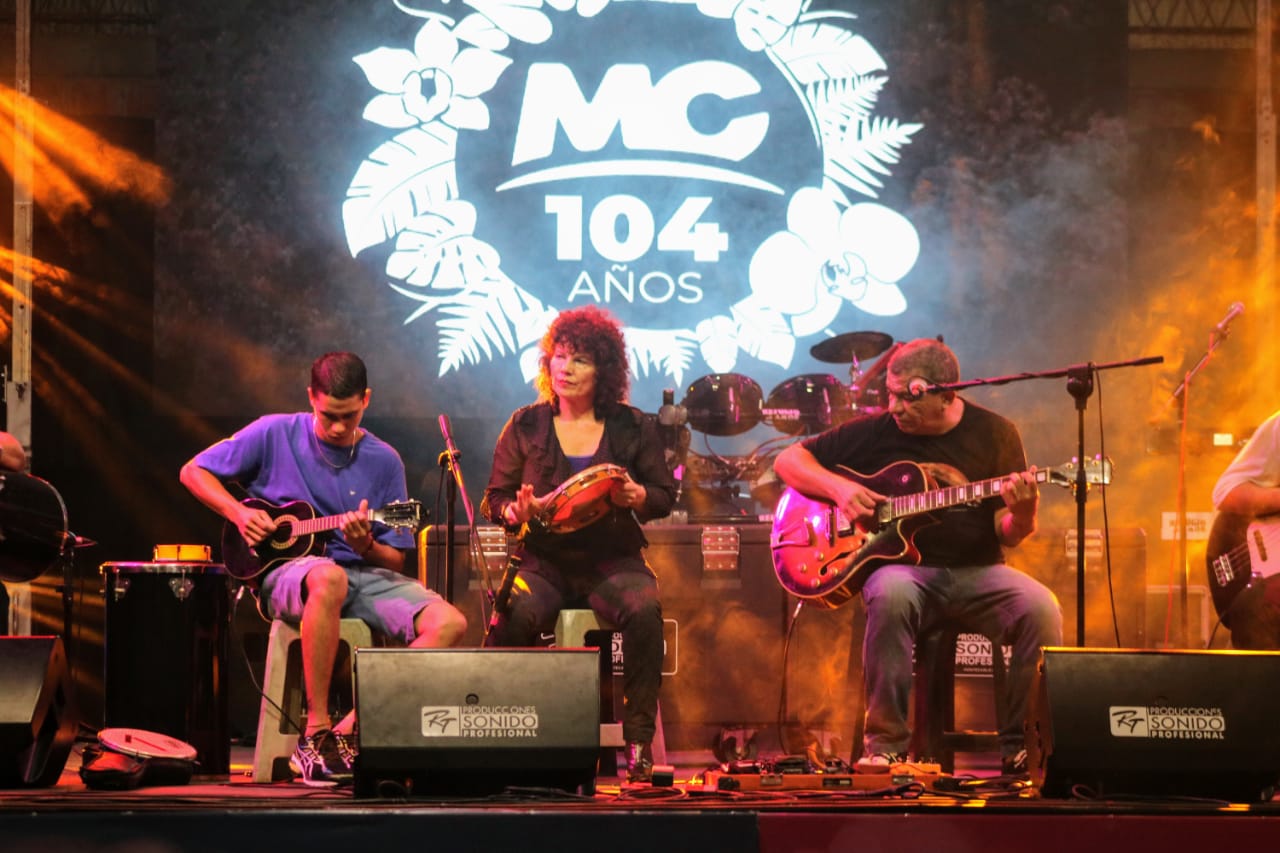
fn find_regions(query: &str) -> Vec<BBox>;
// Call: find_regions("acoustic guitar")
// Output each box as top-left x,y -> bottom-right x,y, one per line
221,497 -> 422,581
769,458 -> 1112,609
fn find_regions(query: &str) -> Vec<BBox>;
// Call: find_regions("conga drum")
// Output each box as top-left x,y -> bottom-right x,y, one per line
101,561 -> 230,777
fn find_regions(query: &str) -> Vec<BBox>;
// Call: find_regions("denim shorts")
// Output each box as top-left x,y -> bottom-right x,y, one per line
259,555 -> 444,644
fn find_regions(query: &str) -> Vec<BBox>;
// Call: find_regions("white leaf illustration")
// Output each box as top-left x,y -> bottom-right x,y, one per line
343,124 -> 459,256
454,12 -> 512,51
436,277 -> 555,375
465,0 -> 553,45
826,116 -> 922,199
772,21 -> 885,85
624,328 -> 698,386
731,296 -> 796,367
808,75 -> 885,137
437,288 -> 516,374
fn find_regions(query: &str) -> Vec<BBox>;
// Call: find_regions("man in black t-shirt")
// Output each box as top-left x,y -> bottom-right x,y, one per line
774,338 -> 1062,775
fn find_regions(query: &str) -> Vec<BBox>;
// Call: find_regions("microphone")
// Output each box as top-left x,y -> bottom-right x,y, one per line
907,377 -> 931,400
1213,301 -> 1245,337
483,554 -> 523,646
658,388 -> 687,426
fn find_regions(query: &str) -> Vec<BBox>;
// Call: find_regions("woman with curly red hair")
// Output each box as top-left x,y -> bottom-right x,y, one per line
482,305 -> 676,783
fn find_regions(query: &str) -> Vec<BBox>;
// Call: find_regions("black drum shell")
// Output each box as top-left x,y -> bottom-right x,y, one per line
681,374 -> 764,437
765,374 -> 854,436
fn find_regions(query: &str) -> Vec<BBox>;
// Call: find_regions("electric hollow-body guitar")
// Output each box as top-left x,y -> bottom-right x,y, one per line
221,497 -> 422,581
1205,512 -> 1280,622
769,458 -> 1112,610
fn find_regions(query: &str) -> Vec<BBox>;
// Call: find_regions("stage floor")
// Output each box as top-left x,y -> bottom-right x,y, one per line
2,744 -> 1280,853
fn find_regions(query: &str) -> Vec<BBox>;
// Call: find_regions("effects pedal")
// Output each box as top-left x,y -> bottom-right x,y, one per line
704,754 -> 941,792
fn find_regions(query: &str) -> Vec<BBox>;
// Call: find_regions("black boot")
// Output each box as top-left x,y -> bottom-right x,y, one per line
625,741 -> 653,783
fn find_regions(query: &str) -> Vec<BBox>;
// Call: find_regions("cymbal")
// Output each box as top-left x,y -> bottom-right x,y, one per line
809,331 -> 894,364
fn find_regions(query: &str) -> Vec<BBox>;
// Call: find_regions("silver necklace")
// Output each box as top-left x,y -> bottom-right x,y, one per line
311,424 -> 358,470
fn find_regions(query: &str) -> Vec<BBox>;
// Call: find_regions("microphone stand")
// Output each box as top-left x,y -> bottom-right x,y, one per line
436,418 -> 496,613
928,354 -> 1164,647
484,554 -> 522,646
437,448 -> 460,604
1157,328 -> 1235,648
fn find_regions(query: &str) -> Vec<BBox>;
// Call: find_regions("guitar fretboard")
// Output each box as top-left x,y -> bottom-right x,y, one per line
887,468 -> 1051,520
279,508 -> 410,536
287,514 -> 344,536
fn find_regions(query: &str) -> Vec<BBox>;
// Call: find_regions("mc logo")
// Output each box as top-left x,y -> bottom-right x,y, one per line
346,0 -> 920,385
511,60 -> 769,167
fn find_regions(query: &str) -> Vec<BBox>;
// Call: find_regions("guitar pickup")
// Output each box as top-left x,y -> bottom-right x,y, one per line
1253,528 -> 1269,563
1211,554 -> 1236,588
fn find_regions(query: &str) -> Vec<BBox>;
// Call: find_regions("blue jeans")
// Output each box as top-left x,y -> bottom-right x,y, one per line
860,562 -> 1063,759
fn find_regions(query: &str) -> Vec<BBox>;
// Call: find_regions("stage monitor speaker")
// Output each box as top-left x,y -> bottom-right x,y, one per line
1028,647 -> 1280,801
353,647 -> 600,797
0,636 -> 77,788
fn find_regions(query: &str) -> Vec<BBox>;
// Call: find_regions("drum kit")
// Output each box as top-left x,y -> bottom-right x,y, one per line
674,331 -> 898,517
680,331 -> 895,439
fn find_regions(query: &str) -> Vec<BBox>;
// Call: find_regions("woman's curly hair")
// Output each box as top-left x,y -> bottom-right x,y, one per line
535,305 -> 630,417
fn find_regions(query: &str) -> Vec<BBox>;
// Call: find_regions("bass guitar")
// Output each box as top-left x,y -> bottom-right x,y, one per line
770,458 -> 1112,609
1205,512 -> 1280,622
222,497 -> 422,581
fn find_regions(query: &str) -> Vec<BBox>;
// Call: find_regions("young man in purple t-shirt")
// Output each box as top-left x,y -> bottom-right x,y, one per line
181,351 -> 466,786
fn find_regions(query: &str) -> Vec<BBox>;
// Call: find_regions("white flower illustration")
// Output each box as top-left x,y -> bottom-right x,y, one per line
354,19 -> 511,132
747,187 -> 915,338
546,0 -> 611,18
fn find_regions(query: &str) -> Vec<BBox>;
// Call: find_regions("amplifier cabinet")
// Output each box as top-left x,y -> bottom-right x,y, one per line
1016,527 -> 1147,648
418,525 -> 512,648
644,524 -> 792,750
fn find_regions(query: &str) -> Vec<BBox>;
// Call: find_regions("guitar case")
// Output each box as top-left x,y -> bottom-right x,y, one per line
79,728 -> 198,790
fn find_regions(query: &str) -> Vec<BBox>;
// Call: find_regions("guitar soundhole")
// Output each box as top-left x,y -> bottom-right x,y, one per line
268,515 -> 299,551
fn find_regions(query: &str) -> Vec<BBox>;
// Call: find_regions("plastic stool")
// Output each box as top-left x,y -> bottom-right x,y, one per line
252,617 -> 372,782
554,609 -> 666,765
